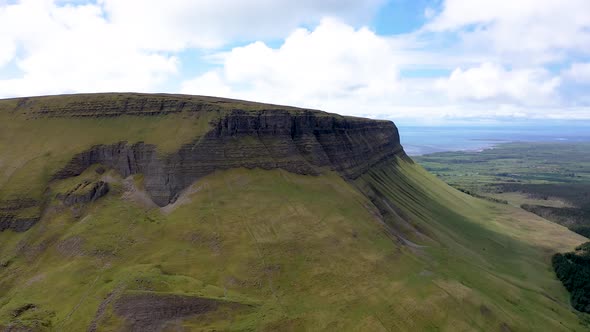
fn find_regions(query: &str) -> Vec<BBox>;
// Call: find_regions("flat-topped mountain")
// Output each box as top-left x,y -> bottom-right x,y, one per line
1,93 -> 403,224
0,93 -> 586,331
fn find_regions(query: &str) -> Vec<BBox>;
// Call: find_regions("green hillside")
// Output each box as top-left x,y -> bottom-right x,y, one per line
0,94 -> 587,331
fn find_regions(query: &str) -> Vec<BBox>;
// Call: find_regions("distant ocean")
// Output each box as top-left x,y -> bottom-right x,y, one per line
398,126 -> 590,156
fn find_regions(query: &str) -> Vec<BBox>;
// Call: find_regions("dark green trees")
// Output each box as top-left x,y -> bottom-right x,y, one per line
553,242 -> 590,313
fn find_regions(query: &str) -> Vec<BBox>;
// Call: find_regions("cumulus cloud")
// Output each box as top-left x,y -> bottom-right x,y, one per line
182,19 -> 398,104
181,18 -> 402,110
437,63 -> 561,105
181,19 -> 589,121
563,63 -> 590,84
100,0 -> 385,50
1,0 -> 590,122
427,0 -> 590,63
0,0 -> 178,96
0,0 -> 383,97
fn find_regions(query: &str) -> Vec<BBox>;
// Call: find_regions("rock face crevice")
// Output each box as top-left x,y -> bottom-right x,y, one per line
54,109 -> 405,206
57,181 -> 110,206
0,215 -> 39,233
0,199 -> 40,233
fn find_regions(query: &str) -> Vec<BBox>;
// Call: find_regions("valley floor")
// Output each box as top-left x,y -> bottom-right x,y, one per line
415,142 -> 590,238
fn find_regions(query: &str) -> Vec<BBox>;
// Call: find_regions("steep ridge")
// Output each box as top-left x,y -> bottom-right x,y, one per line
1,93 -> 403,215
0,93 -> 587,331
53,109 -> 403,206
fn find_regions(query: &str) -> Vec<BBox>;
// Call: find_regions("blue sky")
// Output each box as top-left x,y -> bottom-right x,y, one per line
1,0 -> 590,125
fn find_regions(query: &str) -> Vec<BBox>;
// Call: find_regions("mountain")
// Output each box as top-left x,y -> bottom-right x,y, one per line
0,93 -> 586,331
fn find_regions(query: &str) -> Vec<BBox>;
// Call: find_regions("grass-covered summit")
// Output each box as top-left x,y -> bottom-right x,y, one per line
0,93 -> 587,331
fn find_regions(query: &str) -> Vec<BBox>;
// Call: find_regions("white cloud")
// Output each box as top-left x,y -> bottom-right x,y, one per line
0,0 -> 178,97
181,19 -> 588,122
182,71 -> 232,97
564,62 -> 590,84
182,18 -> 401,110
437,63 -> 561,105
0,0 -> 383,97
423,7 -> 435,19
1,0 -> 589,122
427,0 -> 590,63
99,0 -> 384,50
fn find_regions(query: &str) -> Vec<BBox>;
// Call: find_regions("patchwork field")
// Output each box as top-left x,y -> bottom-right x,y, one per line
416,142 -> 590,238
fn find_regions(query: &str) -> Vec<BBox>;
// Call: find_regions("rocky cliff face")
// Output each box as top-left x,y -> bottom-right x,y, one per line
56,180 -> 110,206
0,199 -> 41,232
53,108 -> 405,206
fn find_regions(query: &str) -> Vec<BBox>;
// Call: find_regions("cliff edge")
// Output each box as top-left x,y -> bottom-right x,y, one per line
0,93 -> 406,222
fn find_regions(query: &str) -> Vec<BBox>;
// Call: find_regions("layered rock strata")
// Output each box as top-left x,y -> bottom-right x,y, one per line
54,109 -> 405,206
56,180 -> 110,206
0,199 -> 40,232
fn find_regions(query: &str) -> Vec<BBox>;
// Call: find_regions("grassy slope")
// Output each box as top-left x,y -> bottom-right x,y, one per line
357,160 -> 588,330
0,93 -> 379,203
0,95 -> 587,330
0,109 -> 218,203
0,159 -> 586,331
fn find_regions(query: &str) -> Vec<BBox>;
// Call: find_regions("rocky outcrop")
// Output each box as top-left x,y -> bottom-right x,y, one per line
0,215 -> 39,233
0,199 -> 40,233
113,292 -> 247,332
54,109 -> 405,206
56,181 -> 109,206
